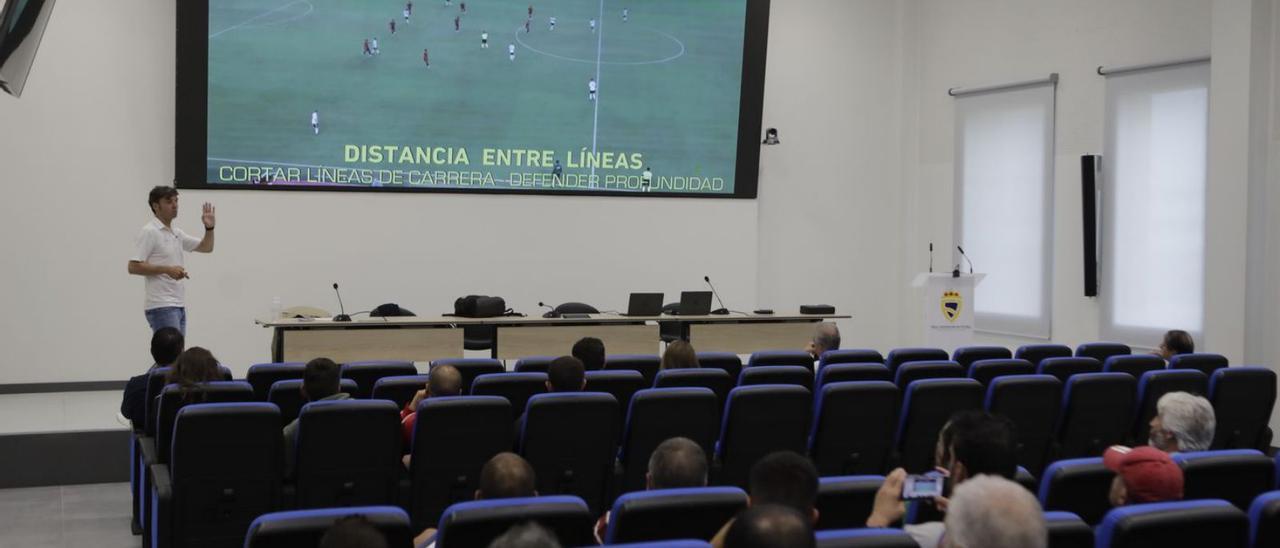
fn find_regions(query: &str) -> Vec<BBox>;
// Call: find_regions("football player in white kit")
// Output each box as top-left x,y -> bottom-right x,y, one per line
311,110 -> 319,135
588,78 -> 597,101
508,43 -> 516,61
481,30 -> 489,48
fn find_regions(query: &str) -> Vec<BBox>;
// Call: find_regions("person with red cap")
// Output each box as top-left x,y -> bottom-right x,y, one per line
1105,445 -> 1185,506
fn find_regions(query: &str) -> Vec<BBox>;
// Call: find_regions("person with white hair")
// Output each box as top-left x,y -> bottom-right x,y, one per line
805,322 -> 841,360
1149,391 -> 1216,452
943,475 -> 1047,548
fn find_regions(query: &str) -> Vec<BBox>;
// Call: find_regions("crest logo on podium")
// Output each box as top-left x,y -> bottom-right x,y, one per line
940,290 -> 962,323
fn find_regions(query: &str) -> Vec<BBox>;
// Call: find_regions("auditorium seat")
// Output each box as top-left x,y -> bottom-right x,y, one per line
606,354 -> 662,386
429,358 -> 504,394
246,362 -> 306,400
893,360 -> 965,389
340,361 -> 417,398
1055,373 -> 1136,460
1095,499 -> 1249,548
1132,369 -> 1208,444
1015,344 -> 1074,368
606,542 -> 710,548
986,374 -> 1062,475
1016,466 -> 1039,493
747,349 -> 816,372
470,372 -> 547,419
371,374 -> 430,409
884,347 -> 948,374
967,358 -> 1035,386
818,348 -> 885,368
1249,491 -> 1280,548
432,495 -> 595,548
738,365 -> 814,392
951,345 -> 1012,369
715,385 -> 811,488
815,528 -> 918,548
585,369 -> 646,434
1038,457 -> 1113,525
653,368 -> 733,413
293,399 -> 402,509
617,388 -> 720,494
1103,354 -> 1166,379
814,475 -> 883,530
1173,450 -> 1276,511
604,487 -> 748,544
1210,367 -> 1277,450
1037,357 -> 1102,384
244,506 -> 413,548
816,363 -> 893,392
150,402 -> 282,548
513,355 -> 555,374
696,352 -> 743,380
894,378 -> 983,473
1168,353 -> 1230,376
809,381 -> 899,476
1044,511 -> 1094,548
269,378 -> 359,424
518,392 -> 619,513
143,365 -> 233,434
407,396 -> 512,530
1076,342 -> 1131,363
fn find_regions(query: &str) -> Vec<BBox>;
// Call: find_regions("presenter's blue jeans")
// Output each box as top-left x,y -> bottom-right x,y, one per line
145,306 -> 186,335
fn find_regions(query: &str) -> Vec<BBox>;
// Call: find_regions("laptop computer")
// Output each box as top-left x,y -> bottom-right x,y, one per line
621,292 -> 664,316
676,291 -> 714,316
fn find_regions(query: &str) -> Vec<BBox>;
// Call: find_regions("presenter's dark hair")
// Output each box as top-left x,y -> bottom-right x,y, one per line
148,185 -> 178,212
150,327 -> 185,366
572,337 -> 606,371
303,358 -> 342,401
318,515 -> 389,548
748,451 -> 818,514
547,356 -> 586,392
1162,330 -> 1195,355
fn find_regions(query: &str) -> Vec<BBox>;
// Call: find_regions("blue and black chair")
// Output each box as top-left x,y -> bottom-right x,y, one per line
893,378 -> 983,473
616,388 -> 720,494
1095,499 -> 1249,548
1132,369 -> 1208,445
244,506 -> 413,548
1210,367 -> 1277,450
1173,450 -> 1276,511
513,356 -> 556,374
696,352 -> 743,381
967,358 -> 1035,387
1015,344 -> 1074,368
748,349 -> 816,372
371,374 -> 430,410
818,349 -> 884,368
809,381 -> 898,476
814,475 -> 883,531
1055,373 -> 1136,460
432,495 -> 596,548
1076,342 -> 1131,363
268,378 -> 359,425
1103,354 -> 1166,379
604,487 -> 748,544
519,392 -> 619,513
815,528 -> 918,547
1038,457 -> 1112,526
952,345 -> 1012,369
738,365 -> 813,392
885,347 -> 948,374
292,399 -> 403,508
1249,491 -> 1280,548
1037,357 -> 1102,384
816,364 -> 892,393
246,362 -> 306,401
893,361 -> 965,389
606,355 -> 662,386
986,374 -> 1062,475
1168,353 -> 1230,376
1044,511 -> 1094,548
654,368 -> 733,413
430,358 -> 504,395
585,369 -> 647,434
470,372 -> 546,421
407,396 -> 512,530
714,385 -> 811,488
340,361 -> 417,398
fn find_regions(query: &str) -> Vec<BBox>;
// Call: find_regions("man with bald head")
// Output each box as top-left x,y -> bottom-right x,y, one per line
400,364 -> 463,450
805,322 -> 841,360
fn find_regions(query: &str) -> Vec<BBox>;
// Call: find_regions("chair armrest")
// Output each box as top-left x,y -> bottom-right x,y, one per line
138,436 -> 157,466
149,463 -> 172,548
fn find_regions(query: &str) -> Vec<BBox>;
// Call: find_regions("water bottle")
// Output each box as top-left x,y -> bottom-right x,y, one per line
270,296 -> 282,320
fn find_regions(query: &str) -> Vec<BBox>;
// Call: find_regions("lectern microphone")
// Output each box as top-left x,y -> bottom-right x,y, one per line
704,276 -> 730,315
332,283 -> 351,322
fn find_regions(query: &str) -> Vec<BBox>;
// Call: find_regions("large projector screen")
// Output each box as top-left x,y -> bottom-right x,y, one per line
176,0 -> 769,198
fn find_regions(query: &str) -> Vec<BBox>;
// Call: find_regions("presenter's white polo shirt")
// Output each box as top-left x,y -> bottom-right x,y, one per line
132,218 -> 200,310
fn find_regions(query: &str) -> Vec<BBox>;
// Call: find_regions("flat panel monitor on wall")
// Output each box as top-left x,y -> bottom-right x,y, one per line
176,0 -> 770,198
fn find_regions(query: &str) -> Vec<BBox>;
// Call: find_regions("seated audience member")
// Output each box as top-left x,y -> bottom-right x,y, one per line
415,452 -> 538,546
283,357 -> 349,476
867,411 -> 1018,548
121,326 -> 184,428
488,522 -> 561,548
943,475 -> 1047,548
514,356 -> 586,445
400,364 -> 463,448
712,451 -> 819,546
661,340 -> 700,370
723,504 -> 815,548
166,346 -> 224,403
1148,391 -> 1216,452
804,322 -> 841,360
595,436 -> 709,540
572,336 -> 606,371
320,515 -> 389,548
1155,329 -> 1195,361
1104,445 -> 1184,506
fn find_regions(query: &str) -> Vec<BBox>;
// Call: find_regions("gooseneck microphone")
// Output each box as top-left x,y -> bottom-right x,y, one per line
704,275 -> 730,315
958,246 -> 974,275
538,301 -> 557,318
332,283 -> 351,321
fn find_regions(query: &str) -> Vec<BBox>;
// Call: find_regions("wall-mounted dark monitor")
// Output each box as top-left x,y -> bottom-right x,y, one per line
0,0 -> 58,97
176,0 -> 770,198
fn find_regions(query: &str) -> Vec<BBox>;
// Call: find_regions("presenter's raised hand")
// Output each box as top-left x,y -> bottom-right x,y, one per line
202,203 -> 216,230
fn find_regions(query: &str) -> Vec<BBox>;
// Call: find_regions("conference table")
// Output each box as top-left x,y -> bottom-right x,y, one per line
256,312 -> 849,363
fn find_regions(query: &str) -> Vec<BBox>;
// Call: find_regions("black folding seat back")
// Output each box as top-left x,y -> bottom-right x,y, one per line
269,378 -> 359,425
1210,367 -> 1277,450
814,475 -> 884,530
967,358 -> 1035,386
818,348 -> 885,368
986,375 -> 1062,475
1044,511 -> 1094,548
1056,373 -> 1136,459
1168,353 -> 1229,376
340,361 -> 418,398
809,381 -> 899,476
738,365 -> 814,392
1038,457 -> 1113,525
144,367 -> 173,436
1250,491 -> 1280,548
716,385 -> 812,488
894,361 -> 964,389
156,381 -> 256,464
1075,342 -> 1131,363
653,368 -> 733,414
584,370 -> 646,434
407,396 -> 512,530
513,356 -> 555,374
1103,354 -> 1166,379
430,358 -> 505,394
371,374 -> 430,410
1015,344 -> 1073,367
817,364 -> 893,391
1132,369 -> 1208,444
604,487 -> 748,544
1095,499 -> 1249,548
1037,357 -> 1102,384
748,349 -> 816,372
247,362 -> 306,401
893,378 -> 983,473
815,528 -> 919,547
433,496 -> 596,548
952,345 -> 1012,368
519,393 -> 619,513
244,506 -> 413,548
295,399 -> 403,508
1172,450 -> 1276,511
885,347 -> 949,374
696,352 -> 743,380
605,354 -> 661,386
617,388 -> 720,494
470,372 -> 547,419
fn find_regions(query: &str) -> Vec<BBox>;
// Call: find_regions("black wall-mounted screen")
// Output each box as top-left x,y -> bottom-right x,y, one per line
1082,154 -> 1100,297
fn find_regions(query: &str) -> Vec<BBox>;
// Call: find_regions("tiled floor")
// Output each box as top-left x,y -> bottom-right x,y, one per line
0,482 -> 138,548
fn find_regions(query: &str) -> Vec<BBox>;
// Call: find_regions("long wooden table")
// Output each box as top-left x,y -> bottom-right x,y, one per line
256,313 -> 849,363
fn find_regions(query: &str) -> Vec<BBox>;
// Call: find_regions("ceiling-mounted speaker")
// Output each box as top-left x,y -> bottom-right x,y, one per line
0,0 -> 58,98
